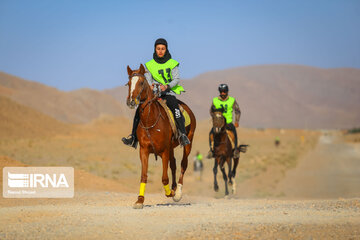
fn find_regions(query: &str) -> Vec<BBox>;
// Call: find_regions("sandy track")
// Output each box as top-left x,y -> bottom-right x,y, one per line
1,192 -> 360,240
276,132 -> 360,198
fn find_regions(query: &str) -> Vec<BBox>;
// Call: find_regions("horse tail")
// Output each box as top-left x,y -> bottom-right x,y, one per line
238,144 -> 249,153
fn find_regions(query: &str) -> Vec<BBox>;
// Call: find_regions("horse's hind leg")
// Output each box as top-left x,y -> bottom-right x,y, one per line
133,147 -> 149,209
228,158 -> 237,194
169,147 -> 177,191
232,157 -> 239,178
173,142 -> 192,202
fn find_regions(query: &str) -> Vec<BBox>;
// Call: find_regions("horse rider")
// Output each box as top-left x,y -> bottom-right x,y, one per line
193,151 -> 204,180
122,38 -> 191,148
208,83 -> 241,158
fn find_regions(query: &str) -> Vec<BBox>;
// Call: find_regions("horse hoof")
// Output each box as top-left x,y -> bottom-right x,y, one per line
228,181 -> 233,187
173,194 -> 182,202
214,186 -> 219,192
133,203 -> 143,209
166,190 -> 175,198
173,184 -> 182,202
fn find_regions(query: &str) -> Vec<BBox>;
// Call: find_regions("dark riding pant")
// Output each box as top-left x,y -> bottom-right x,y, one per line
209,123 -> 238,150
130,107 -> 140,140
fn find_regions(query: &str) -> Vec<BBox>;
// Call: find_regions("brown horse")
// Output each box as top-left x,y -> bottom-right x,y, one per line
126,64 -> 196,209
211,106 -> 247,196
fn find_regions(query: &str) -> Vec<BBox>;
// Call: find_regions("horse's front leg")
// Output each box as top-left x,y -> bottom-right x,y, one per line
213,158 -> 219,192
219,158 -> 229,196
227,157 -> 233,186
169,147 -> 177,192
161,148 -> 174,198
133,147 -> 149,209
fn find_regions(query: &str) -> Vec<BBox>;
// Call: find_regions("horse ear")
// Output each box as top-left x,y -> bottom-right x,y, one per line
127,65 -> 133,76
139,64 -> 145,75
211,106 -> 216,113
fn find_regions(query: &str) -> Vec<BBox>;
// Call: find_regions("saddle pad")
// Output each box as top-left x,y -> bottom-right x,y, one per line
158,99 -> 191,138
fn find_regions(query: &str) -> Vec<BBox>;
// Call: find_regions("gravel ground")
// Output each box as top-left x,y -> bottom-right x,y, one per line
1,132 -> 359,239
1,192 -> 360,240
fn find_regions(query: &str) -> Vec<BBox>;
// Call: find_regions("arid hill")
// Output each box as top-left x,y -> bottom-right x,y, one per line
0,95 -> 71,139
0,72 -> 128,123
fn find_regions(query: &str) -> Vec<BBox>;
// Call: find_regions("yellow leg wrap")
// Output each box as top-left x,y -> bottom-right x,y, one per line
139,182 -> 146,196
163,184 -> 171,196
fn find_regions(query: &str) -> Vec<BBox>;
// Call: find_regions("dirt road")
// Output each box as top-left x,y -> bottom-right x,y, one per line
1,192 -> 359,240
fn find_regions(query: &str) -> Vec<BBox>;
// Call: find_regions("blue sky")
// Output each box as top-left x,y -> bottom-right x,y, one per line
0,0 -> 359,91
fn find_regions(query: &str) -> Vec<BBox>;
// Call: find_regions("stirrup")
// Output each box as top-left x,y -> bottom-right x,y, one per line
179,134 -> 190,146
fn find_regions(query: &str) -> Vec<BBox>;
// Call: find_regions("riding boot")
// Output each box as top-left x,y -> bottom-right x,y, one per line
122,108 -> 140,149
207,130 -> 214,158
175,111 -> 190,146
231,124 -> 240,158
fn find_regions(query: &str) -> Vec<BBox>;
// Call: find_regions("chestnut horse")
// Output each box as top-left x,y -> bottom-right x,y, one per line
126,64 -> 196,209
211,106 -> 247,196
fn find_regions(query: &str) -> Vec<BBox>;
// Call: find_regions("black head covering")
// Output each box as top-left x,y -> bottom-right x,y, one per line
153,38 -> 172,64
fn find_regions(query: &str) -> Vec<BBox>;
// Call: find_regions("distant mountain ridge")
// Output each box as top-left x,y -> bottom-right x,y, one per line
1,65 -> 359,129
0,72 -> 128,123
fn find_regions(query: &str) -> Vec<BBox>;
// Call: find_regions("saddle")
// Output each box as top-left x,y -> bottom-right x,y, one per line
226,130 -> 236,149
210,129 -> 236,150
157,99 -> 191,139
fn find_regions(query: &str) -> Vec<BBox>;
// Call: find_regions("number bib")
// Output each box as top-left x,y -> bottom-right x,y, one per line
213,96 -> 235,124
145,59 -> 185,94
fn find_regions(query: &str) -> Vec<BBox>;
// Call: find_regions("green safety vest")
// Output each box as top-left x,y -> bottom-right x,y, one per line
145,59 -> 185,94
212,96 -> 235,124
